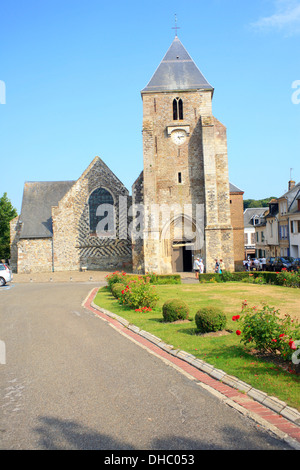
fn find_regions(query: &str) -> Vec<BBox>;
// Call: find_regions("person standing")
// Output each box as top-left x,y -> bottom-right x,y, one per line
199,259 -> 204,274
193,257 -> 200,279
219,259 -> 224,274
215,259 -> 220,273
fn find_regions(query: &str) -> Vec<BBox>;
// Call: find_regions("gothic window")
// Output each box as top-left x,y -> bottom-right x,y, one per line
88,187 -> 114,233
173,98 -> 183,120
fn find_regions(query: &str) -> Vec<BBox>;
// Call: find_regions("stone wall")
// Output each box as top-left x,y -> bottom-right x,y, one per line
12,157 -> 133,274
9,216 -> 20,273
132,171 -> 145,273
17,238 -> 53,274
52,157 -> 132,272
230,192 -> 245,271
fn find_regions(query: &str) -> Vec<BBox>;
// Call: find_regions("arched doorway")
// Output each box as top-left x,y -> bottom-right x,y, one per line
161,215 -> 204,273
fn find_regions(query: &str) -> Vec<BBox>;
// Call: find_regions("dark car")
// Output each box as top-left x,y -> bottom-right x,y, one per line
291,258 -> 300,271
265,257 -> 293,272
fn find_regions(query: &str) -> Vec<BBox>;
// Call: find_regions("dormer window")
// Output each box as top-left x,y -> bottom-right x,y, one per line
173,98 -> 183,120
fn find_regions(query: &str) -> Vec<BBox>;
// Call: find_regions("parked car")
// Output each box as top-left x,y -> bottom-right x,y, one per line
0,263 -> 13,286
265,257 -> 293,272
291,258 -> 300,271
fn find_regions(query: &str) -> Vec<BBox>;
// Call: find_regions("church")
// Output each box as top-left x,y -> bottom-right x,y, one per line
10,35 -> 244,275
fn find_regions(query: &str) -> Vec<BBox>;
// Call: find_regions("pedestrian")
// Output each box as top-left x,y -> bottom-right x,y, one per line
215,259 -> 220,273
193,257 -> 200,279
261,256 -> 266,271
219,259 -> 224,274
199,259 -> 204,274
254,258 -> 260,271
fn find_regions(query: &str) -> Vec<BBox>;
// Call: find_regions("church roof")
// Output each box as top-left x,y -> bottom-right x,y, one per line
229,183 -> 244,194
19,181 -> 75,238
142,36 -> 213,93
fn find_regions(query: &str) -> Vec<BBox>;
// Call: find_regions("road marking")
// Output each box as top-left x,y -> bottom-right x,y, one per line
0,340 -> 6,364
0,284 -> 14,292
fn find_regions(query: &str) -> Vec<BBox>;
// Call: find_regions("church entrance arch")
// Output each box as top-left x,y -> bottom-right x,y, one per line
161,214 -> 203,273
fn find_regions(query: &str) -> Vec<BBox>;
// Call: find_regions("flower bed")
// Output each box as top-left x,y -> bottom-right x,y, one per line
234,301 -> 300,364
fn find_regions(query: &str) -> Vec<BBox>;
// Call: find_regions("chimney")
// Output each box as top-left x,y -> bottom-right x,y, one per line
288,180 -> 295,191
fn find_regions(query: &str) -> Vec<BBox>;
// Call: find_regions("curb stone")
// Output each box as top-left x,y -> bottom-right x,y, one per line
90,299 -> 300,431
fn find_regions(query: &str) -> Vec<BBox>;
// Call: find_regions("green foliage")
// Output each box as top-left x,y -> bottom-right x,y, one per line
0,192 -> 17,259
236,303 -> 300,362
199,271 -> 279,285
243,197 -> 277,210
162,299 -> 189,322
120,278 -> 159,310
111,282 -> 125,299
105,271 -> 181,290
195,307 -> 227,333
105,271 -> 127,290
276,270 -> 300,288
146,273 -> 181,284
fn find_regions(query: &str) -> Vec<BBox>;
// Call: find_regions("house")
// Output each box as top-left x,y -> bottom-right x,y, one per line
277,181 -> 300,257
243,208 -> 267,259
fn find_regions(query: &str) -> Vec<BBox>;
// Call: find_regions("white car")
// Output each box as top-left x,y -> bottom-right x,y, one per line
0,263 -> 13,286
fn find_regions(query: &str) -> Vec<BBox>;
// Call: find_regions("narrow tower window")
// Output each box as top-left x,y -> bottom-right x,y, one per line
173,98 -> 183,120
173,99 -> 178,120
178,172 -> 182,184
178,99 -> 183,120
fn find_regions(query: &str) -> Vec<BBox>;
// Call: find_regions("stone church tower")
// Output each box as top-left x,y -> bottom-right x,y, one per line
132,35 -> 235,274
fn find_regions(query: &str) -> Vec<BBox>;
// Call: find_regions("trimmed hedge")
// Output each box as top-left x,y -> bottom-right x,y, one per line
162,299 -> 189,322
199,271 -> 278,284
195,307 -> 227,333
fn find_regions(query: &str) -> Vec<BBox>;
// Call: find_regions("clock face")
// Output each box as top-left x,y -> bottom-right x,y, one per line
171,130 -> 186,145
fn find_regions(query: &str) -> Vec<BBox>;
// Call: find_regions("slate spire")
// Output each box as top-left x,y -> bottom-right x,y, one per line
142,36 -> 213,93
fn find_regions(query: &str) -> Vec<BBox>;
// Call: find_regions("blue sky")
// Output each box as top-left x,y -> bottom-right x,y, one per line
1,0 -> 299,213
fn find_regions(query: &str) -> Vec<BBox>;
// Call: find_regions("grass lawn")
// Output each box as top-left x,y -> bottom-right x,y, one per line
93,281 -> 300,411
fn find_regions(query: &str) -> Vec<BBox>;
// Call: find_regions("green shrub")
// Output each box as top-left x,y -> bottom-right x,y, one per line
151,274 -> 181,284
236,303 -> 300,362
120,278 -> 159,309
126,273 -> 181,285
162,299 -> 189,322
195,307 -> 227,333
105,271 -> 127,290
252,275 -> 266,285
199,271 -> 278,285
111,282 -> 125,299
276,270 -> 300,288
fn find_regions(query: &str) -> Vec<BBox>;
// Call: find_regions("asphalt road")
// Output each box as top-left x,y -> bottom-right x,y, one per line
0,282 -> 294,450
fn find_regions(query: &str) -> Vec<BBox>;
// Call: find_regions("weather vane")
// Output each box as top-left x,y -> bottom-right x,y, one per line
172,14 -> 180,37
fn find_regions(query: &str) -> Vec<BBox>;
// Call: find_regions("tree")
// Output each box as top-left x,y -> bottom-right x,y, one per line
244,197 -> 277,210
0,193 -> 17,260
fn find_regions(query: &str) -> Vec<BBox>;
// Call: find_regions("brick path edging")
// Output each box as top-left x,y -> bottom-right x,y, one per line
83,287 -> 300,449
